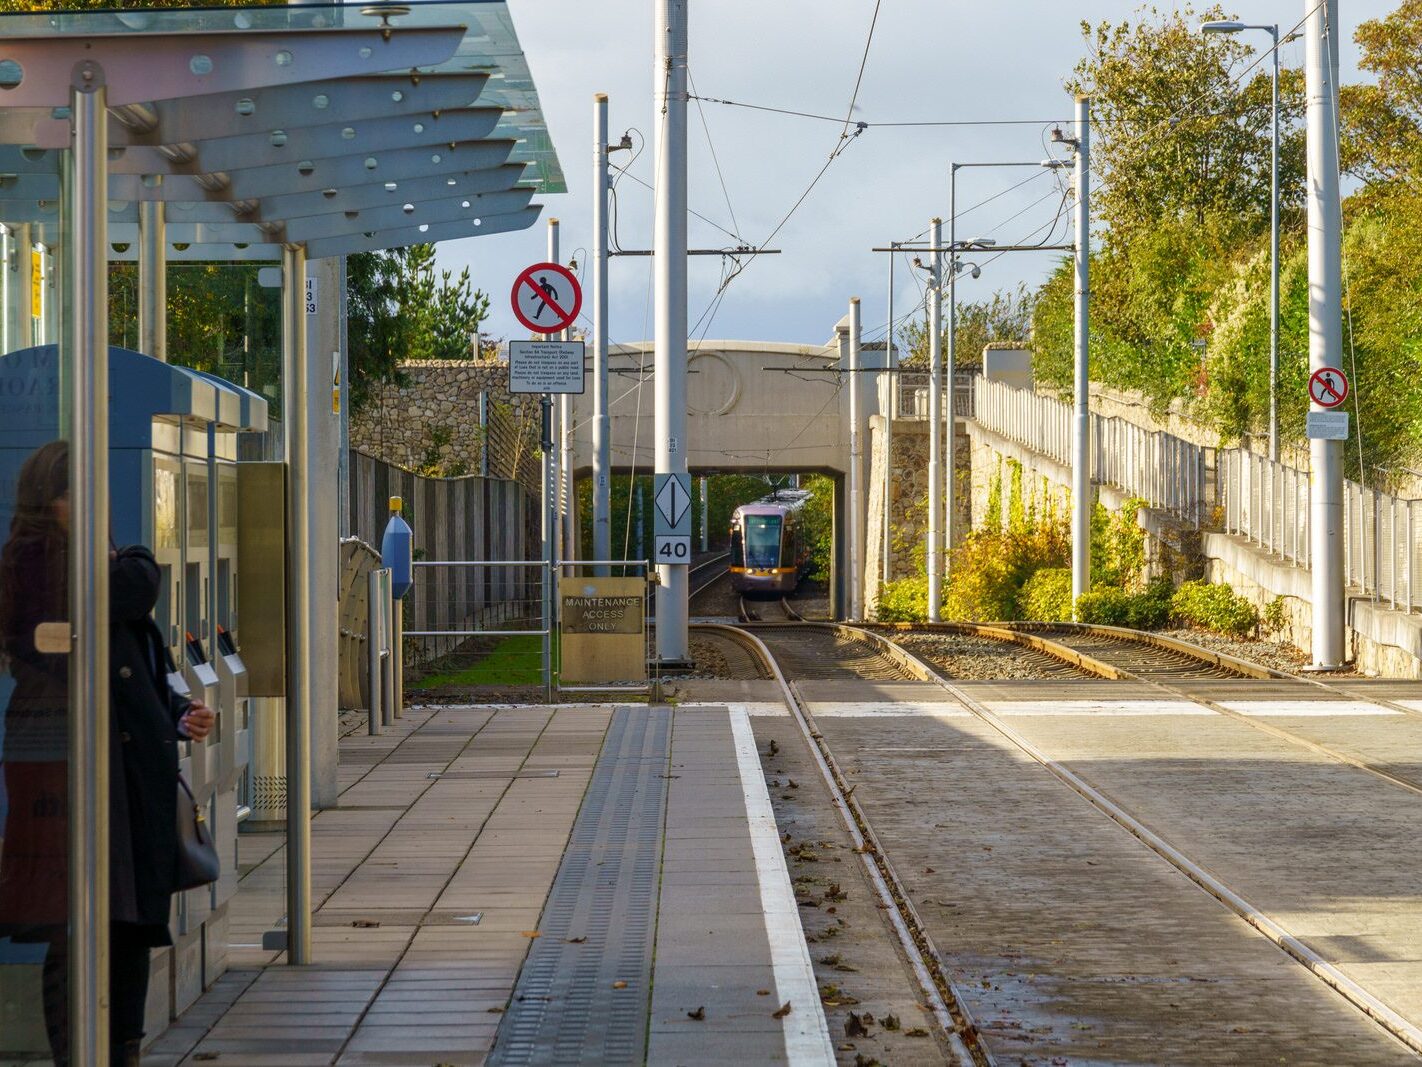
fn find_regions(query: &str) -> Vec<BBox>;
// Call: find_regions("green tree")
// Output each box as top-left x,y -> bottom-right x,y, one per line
899,284 -> 1035,368
1342,0 -> 1422,187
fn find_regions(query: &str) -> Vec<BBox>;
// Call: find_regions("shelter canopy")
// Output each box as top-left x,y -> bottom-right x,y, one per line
0,0 -> 562,258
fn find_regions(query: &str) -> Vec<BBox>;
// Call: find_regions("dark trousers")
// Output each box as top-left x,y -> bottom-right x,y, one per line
42,922 -> 152,1064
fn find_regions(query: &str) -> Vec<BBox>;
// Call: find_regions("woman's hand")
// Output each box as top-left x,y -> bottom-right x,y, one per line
180,701 -> 216,742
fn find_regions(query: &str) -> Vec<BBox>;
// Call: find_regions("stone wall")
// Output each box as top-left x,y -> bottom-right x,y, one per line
863,415 -> 970,615
351,360 -> 542,497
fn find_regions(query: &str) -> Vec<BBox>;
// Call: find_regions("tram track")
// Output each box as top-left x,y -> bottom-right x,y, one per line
701,621 -> 990,1066
736,620 -> 1422,1058
875,620 -> 1422,804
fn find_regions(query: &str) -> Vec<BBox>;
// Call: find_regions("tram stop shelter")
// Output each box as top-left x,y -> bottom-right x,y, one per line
0,3 -> 560,1061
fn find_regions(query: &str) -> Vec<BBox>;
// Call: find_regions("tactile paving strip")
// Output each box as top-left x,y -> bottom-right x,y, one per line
489,706 -> 671,1066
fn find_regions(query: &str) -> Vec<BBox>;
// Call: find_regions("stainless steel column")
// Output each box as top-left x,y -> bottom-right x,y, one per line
1305,0 -> 1345,667
592,93 -> 612,576
138,197 -> 167,361
847,297 -> 863,619
926,218 -> 943,621
883,248 -> 895,584
1071,95 -> 1093,611
946,170 -> 958,578
282,242 -> 313,964
653,0 -> 690,661
68,61 -> 110,1065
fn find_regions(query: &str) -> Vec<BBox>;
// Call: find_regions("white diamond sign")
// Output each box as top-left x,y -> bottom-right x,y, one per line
653,473 -> 692,538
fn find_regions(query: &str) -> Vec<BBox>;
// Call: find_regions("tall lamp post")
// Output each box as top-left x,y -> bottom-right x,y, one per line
1202,19 -> 1280,462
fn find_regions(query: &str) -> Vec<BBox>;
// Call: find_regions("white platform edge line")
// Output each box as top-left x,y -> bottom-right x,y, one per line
728,707 -> 836,1066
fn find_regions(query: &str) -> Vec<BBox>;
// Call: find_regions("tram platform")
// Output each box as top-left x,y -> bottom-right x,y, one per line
145,704 -> 833,1067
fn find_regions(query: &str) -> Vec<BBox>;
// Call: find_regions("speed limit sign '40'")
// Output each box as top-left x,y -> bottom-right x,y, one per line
511,261 -> 582,334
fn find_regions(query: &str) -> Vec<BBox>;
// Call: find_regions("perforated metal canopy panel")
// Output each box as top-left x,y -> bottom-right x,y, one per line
490,707 -> 672,1067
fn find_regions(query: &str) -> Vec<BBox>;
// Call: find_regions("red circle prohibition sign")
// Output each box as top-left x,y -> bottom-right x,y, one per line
1308,367 -> 1349,409
510,261 -> 582,334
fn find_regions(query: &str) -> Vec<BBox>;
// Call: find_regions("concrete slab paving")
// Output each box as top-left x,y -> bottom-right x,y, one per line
807,683 -> 1416,1065
149,705 -> 609,1067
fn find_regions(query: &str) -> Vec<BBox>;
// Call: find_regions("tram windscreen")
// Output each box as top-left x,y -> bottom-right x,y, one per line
743,515 -> 782,568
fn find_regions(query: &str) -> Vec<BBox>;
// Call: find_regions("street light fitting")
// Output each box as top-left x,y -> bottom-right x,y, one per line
1200,19 -> 1246,33
967,238 -> 996,247
1041,158 -> 1070,169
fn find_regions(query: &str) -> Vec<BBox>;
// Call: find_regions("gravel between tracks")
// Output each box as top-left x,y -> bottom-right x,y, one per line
1158,628 -> 1319,674
893,631 -> 1080,681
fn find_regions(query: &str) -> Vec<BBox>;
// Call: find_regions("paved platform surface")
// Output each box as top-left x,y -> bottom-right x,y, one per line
149,705 -> 831,1067
797,677 -> 1422,1064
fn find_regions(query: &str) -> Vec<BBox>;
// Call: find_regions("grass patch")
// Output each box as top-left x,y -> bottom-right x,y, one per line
414,633 -> 555,688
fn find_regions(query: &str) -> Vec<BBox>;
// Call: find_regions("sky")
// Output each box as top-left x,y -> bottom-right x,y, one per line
439,1 -> 1395,351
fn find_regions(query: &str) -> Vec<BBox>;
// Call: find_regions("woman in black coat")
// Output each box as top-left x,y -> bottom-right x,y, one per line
0,441 -> 214,1066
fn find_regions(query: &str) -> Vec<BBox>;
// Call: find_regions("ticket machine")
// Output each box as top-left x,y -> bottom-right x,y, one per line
0,345 -> 273,1024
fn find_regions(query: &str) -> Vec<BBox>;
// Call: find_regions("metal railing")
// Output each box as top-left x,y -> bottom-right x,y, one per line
973,377 -> 1208,525
974,377 -> 1422,614
896,368 -> 978,420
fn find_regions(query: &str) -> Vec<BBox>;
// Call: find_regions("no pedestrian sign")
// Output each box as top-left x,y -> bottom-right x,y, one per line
511,261 -> 581,334
1308,367 -> 1349,409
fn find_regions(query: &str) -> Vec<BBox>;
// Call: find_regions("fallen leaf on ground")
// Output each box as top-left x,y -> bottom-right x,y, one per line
905,1027 -> 930,1037
565,936 -> 586,943
756,989 -> 771,996
688,1006 -> 705,1021
845,1011 -> 870,1038
520,931 -> 541,939
612,980 -> 628,989
882,1013 -> 900,1031
773,1001 -> 793,1019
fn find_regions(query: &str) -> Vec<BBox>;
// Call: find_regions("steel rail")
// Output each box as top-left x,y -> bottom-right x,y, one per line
839,622 -> 1422,1058
693,622 -> 989,1067
873,621 -> 1422,803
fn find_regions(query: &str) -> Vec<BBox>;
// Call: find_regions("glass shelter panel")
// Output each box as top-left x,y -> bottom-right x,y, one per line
0,165 -> 71,1065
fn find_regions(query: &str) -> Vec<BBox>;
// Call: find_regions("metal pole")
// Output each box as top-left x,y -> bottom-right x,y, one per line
281,241 -> 312,964
1071,95 -> 1093,612
946,167 -> 958,577
883,247 -> 895,584
6,222 -> 32,351
367,570 -> 384,736
592,92 -> 612,576
1306,0 -> 1345,667
654,0 -> 690,662
848,297 -> 863,619
1269,24 -> 1280,463
541,396 -> 554,698
138,198 -> 167,361
699,475 -> 709,551
69,63 -> 110,1066
926,218 -> 943,621
547,219 -> 564,568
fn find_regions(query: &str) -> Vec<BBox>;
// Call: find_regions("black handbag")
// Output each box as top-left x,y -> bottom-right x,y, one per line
175,774 -> 220,890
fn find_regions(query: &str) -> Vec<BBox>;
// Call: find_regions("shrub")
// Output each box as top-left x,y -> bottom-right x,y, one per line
1074,579 -> 1174,629
1020,568 -> 1072,621
942,517 -> 1070,622
1261,595 -> 1289,637
1170,579 -> 1258,638
876,577 -> 928,623
1075,586 -> 1133,626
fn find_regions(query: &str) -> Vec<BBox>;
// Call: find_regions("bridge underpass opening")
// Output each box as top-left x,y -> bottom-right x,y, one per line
573,471 -> 844,623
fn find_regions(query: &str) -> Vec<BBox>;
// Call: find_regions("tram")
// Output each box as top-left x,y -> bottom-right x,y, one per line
728,489 -> 812,594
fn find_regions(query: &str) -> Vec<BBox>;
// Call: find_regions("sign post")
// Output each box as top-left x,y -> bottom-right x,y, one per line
559,575 -> 647,685
511,258 -> 584,696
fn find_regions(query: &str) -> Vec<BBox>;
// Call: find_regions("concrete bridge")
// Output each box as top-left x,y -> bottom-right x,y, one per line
567,335 -> 889,614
